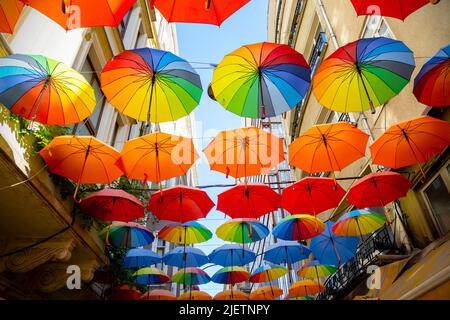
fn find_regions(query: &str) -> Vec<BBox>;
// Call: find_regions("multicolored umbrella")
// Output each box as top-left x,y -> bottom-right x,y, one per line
272,215 -> 325,241
289,122 -> 369,174
216,184 -> 281,219
285,295 -> 314,301
214,289 -> 249,300
211,266 -> 250,284
211,42 -> 311,118
296,260 -> 337,280
117,132 -> 199,184
204,127 -> 284,179
24,0 -> 137,30
0,54 -> 95,125
163,247 -> 209,268
288,280 -> 325,297
150,0 -> 251,26
263,240 -> 312,265
79,189 -> 144,222
250,286 -> 283,300
158,221 -> 213,245
123,249 -> 162,268
249,263 -> 288,283
0,0 -> 24,34
370,116 -> 450,172
310,221 -> 359,266
281,177 -> 346,215
350,0 -> 437,20
332,209 -> 386,240
133,267 -> 170,285
39,136 -> 123,199
208,244 -> 256,267
99,222 -> 155,248
178,291 -> 212,301
141,289 -> 176,300
313,37 -> 415,113
101,48 -> 202,123
414,43 -> 450,107
172,267 -> 211,286
147,186 -> 214,223
216,218 -> 270,244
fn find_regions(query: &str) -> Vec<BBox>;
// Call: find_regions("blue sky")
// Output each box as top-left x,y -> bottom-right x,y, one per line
176,0 -> 269,296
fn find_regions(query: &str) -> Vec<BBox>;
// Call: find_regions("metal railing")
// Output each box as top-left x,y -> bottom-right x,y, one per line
317,225 -> 394,300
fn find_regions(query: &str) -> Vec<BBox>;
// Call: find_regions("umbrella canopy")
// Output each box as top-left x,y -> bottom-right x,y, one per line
150,0 -> 250,26
263,240 -> 312,265
147,186 -> 214,223
172,267 -> 211,286
332,210 -> 386,238
285,295 -> 314,300
347,171 -> 411,208
249,263 -> 288,283
216,219 -> 270,244
310,221 -> 359,266
414,43 -> 450,107
118,132 -> 199,183
133,267 -> 170,285
178,291 -> 212,300
216,184 -> 281,219
0,0 -> 24,34
79,189 -> 144,222
163,247 -> 209,268
141,289 -> 176,300
370,116 -> 450,169
288,280 -> 325,297
158,221 -> 213,245
99,222 -> 155,248
281,177 -> 346,215
210,42 -> 311,118
289,122 -> 369,174
250,286 -> 283,300
0,54 -> 95,125
350,0 -> 435,20
211,266 -> 250,284
204,127 -> 284,179
272,215 -> 325,241
313,37 -> 415,113
297,260 -> 337,279
106,284 -> 142,300
214,289 -> 249,300
123,249 -> 162,268
208,244 -> 256,267
101,48 -> 202,123
24,0 -> 137,30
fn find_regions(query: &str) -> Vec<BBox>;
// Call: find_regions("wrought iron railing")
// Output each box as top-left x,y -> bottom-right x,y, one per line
317,225 -> 394,300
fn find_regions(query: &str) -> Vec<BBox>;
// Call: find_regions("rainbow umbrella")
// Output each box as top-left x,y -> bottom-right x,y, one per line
0,54 -> 95,125
172,267 -> 211,286
272,215 -> 325,241
297,260 -> 337,288
133,267 -> 170,286
250,263 -> 288,283
99,222 -> 155,248
250,286 -> 283,300
101,48 -> 202,124
332,209 -> 386,240
313,37 -> 415,114
211,266 -> 250,285
123,249 -> 162,268
158,221 -> 212,245
210,42 -> 311,118
208,244 -> 256,267
285,295 -> 314,300
163,247 -> 209,268
414,43 -> 450,107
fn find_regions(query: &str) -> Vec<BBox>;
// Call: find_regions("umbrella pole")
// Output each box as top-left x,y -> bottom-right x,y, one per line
330,238 -> 342,266
242,223 -> 245,257
183,226 -> 187,290
146,75 -> 156,129
356,66 -> 376,114
356,218 -> 365,243
373,177 -> 391,225
28,79 -> 50,130
73,144 -> 91,202
286,247 -> 293,283
205,0 -> 211,10
315,266 -> 321,289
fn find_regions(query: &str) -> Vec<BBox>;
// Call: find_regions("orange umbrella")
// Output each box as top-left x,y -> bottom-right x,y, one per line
0,0 -> 24,34
370,116 -> 450,175
39,135 -> 123,199
288,280 -> 325,297
117,132 -> 199,184
289,122 -> 369,174
141,289 -> 177,300
250,286 -> 283,300
178,291 -> 212,300
204,127 -> 284,180
106,284 -> 142,300
214,289 -> 249,300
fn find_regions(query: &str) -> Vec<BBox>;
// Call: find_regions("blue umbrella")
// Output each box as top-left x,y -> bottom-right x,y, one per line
163,247 -> 209,268
123,249 -> 162,268
208,244 -> 256,267
263,241 -> 312,265
310,221 -> 359,266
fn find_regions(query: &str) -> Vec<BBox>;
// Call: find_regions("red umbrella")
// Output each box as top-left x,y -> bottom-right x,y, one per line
281,177 -> 346,215
347,172 -> 411,208
150,0 -> 251,26
147,186 -> 214,223
79,189 -> 145,222
217,184 -> 281,219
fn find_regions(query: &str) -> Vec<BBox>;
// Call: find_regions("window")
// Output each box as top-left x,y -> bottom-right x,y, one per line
308,31 -> 328,75
118,10 -> 132,38
363,16 -> 394,38
421,161 -> 450,235
288,0 -> 305,48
